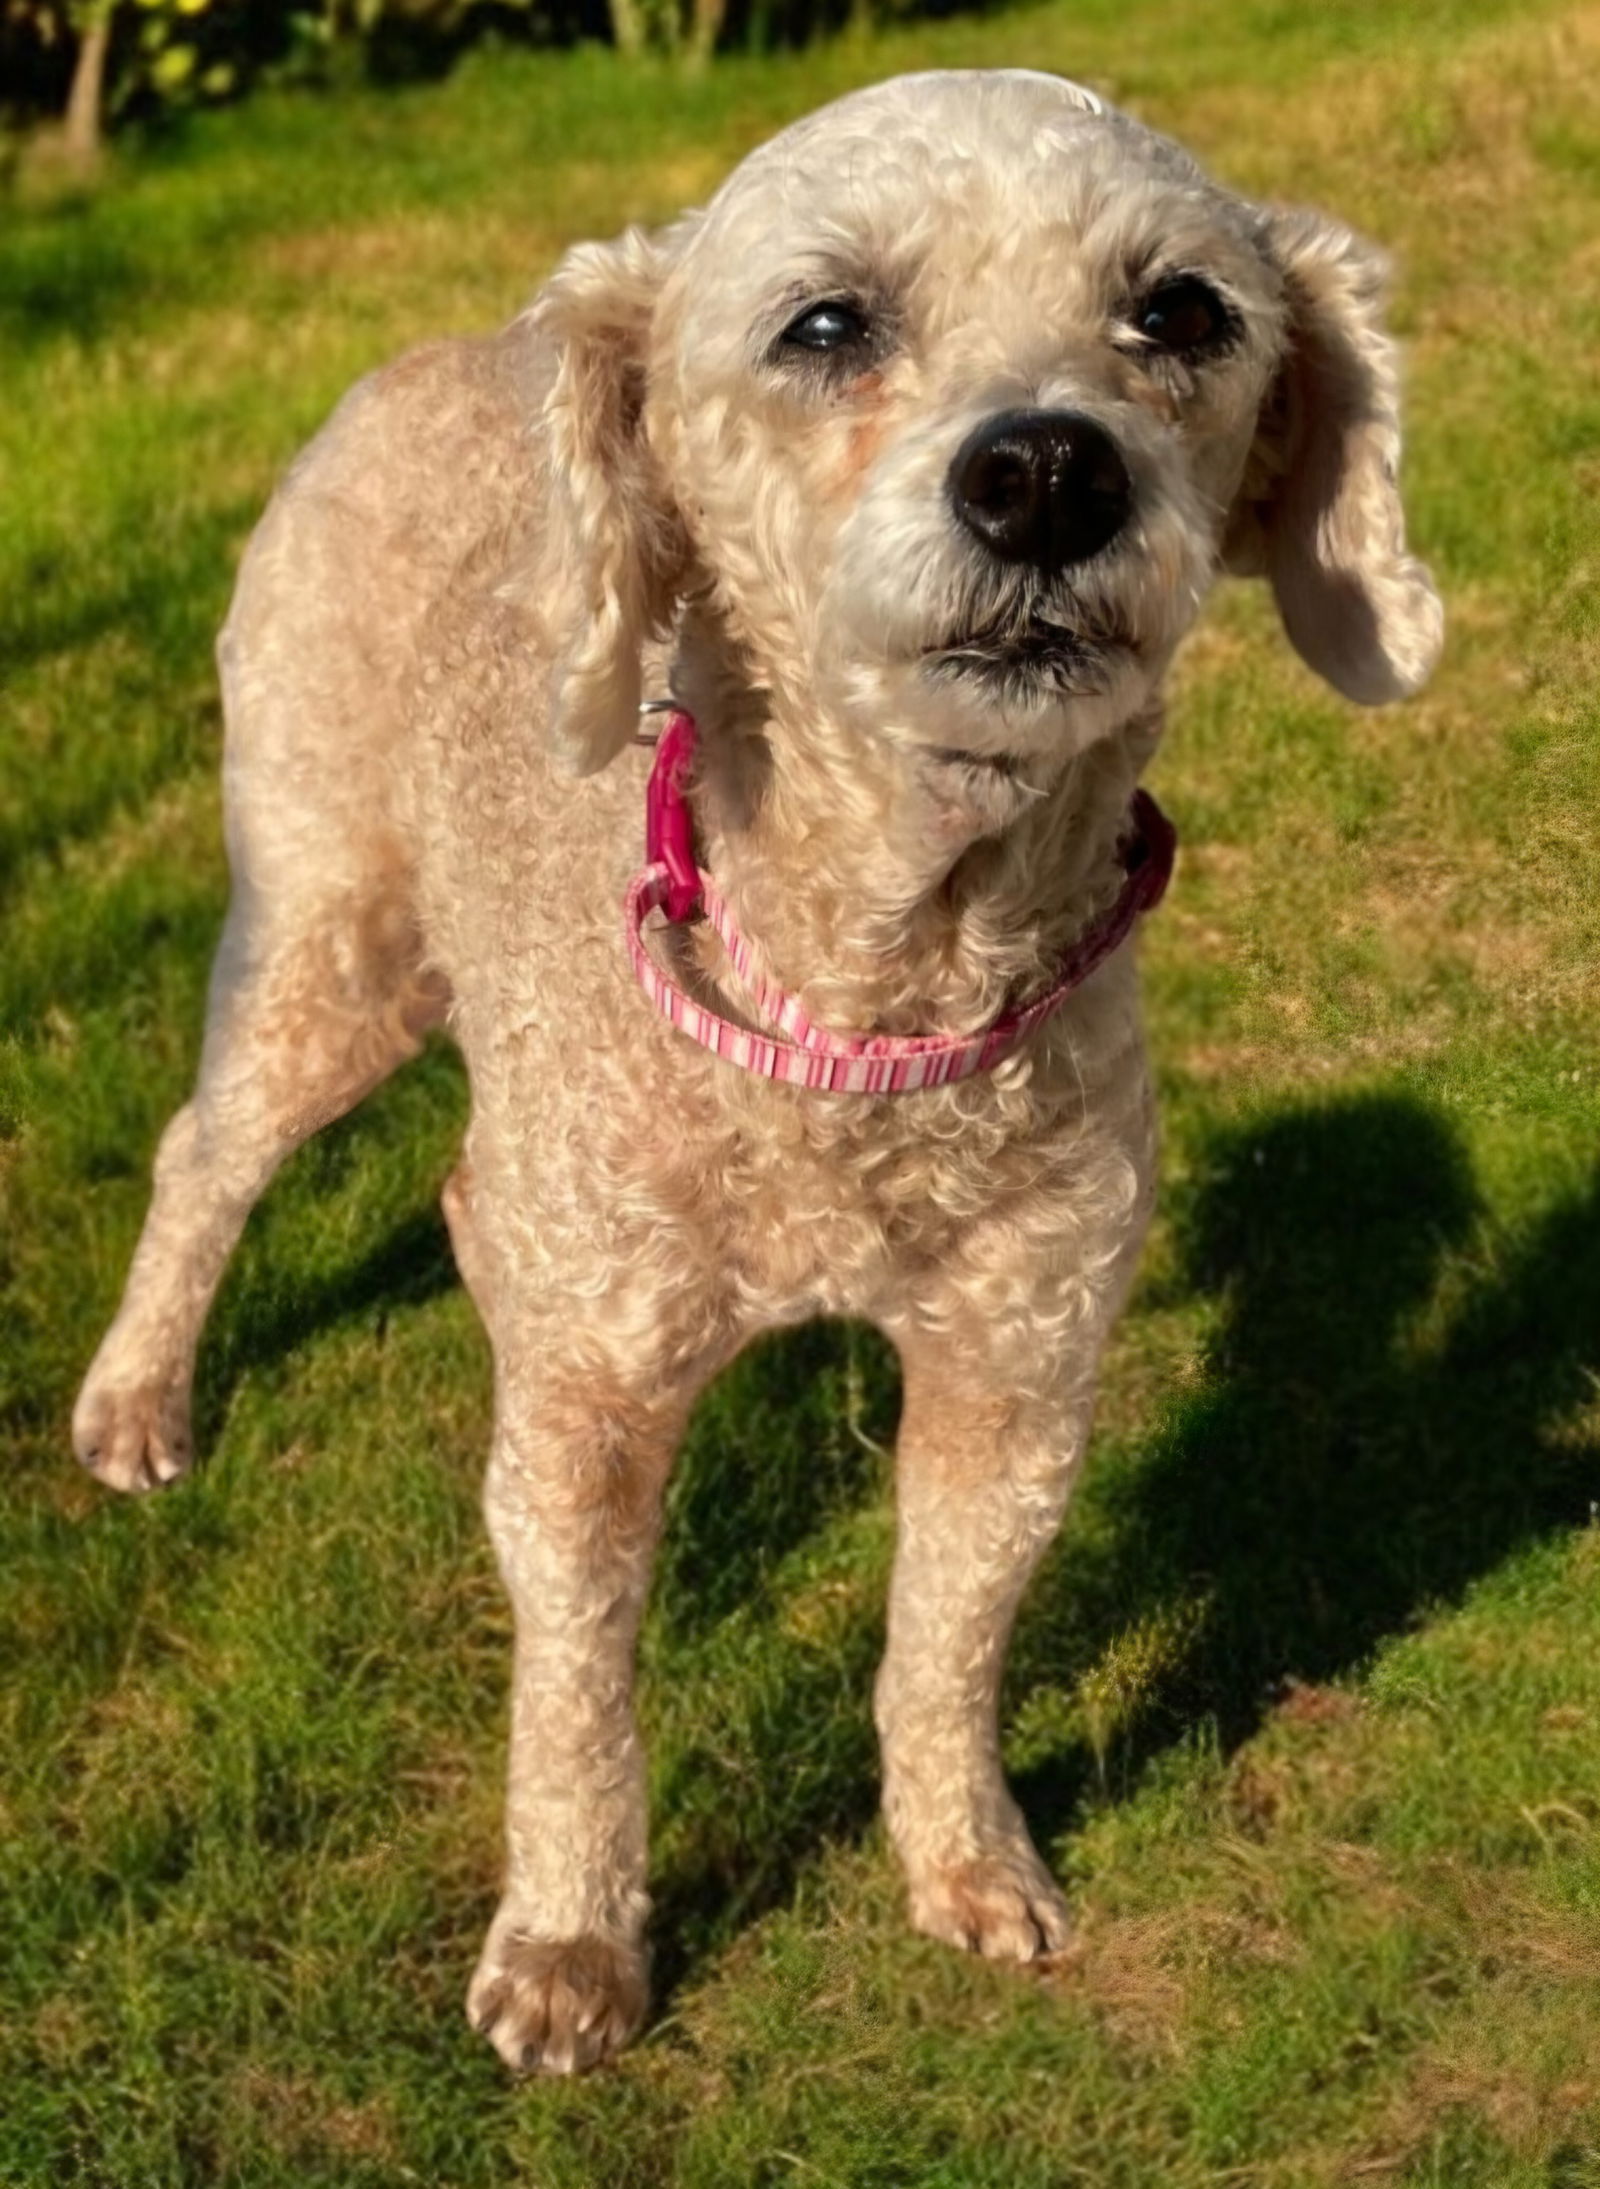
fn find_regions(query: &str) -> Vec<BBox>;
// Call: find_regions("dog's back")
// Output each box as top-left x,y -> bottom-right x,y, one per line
217,322 -> 544,904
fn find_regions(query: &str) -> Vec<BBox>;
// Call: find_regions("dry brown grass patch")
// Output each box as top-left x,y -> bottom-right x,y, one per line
1356,1877 -> 1600,2178
231,2065 -> 403,2166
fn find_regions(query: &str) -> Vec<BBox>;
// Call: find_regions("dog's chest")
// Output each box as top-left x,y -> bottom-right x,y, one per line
672,1039 -> 1151,1332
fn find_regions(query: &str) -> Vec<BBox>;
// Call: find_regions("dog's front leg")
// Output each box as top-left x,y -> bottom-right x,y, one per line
875,1321 -> 1119,1963
468,1344 -> 698,2075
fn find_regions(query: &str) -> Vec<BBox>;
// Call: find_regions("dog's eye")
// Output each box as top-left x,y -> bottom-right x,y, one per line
1134,275 -> 1235,356
780,300 -> 870,354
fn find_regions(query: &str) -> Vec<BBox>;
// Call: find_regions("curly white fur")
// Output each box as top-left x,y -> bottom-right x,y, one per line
74,68 -> 1440,2074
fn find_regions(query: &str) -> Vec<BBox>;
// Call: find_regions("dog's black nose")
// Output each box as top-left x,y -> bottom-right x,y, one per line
950,409 -> 1132,573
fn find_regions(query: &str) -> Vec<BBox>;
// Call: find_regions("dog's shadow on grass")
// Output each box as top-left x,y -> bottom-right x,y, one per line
1011,1091 -> 1600,1843
643,1088 -> 1600,1993
191,1190 -> 461,1453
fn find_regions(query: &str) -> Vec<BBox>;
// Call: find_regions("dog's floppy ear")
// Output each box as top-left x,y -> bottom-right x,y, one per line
524,225 -> 685,775
1226,210 -> 1443,704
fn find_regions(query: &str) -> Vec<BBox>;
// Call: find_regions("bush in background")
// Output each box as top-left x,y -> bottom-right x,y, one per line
0,0 -> 963,162
1,0 -> 573,161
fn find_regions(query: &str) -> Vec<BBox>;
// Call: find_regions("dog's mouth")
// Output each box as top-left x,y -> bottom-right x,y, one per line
924,612 -> 1131,700
926,746 -> 1030,778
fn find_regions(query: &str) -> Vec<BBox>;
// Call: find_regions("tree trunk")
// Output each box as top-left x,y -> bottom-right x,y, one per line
610,0 -> 646,55
687,0 -> 725,68
64,6 -> 112,168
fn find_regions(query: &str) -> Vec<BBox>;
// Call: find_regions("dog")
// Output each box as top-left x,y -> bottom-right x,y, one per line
73,68 -> 1442,2073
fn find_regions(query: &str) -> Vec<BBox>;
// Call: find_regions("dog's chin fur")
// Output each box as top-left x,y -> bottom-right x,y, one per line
826,640 -> 1160,787
921,625 -> 1135,727
75,64 -> 1440,2083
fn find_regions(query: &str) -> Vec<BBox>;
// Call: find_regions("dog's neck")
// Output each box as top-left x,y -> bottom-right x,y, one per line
668,618 -> 1161,1039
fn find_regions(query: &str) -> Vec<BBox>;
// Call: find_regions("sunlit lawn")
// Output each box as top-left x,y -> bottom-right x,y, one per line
3,2 -> 1599,2182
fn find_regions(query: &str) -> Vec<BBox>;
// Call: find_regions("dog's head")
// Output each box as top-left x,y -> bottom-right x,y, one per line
528,69 -> 1442,792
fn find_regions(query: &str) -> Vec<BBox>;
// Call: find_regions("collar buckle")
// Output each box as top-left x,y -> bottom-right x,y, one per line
644,707 -> 703,923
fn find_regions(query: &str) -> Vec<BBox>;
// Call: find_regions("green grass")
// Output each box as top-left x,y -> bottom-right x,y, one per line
4,3 -> 1600,2183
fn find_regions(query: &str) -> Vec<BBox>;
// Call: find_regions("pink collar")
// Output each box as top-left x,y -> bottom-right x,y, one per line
624,708 -> 1175,1096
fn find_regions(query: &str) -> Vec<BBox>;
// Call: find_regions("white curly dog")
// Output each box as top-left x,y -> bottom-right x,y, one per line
75,69 -> 1441,2073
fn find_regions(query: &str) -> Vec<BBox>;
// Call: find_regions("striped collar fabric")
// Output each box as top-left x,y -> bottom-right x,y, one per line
623,708 -> 1176,1096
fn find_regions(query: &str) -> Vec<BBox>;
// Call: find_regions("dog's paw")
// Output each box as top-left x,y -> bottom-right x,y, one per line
907,1846 -> 1073,1963
468,1922 -> 648,2075
72,1370 -> 194,1494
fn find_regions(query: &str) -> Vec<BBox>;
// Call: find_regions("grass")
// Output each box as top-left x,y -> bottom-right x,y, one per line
3,2 -> 1599,2183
